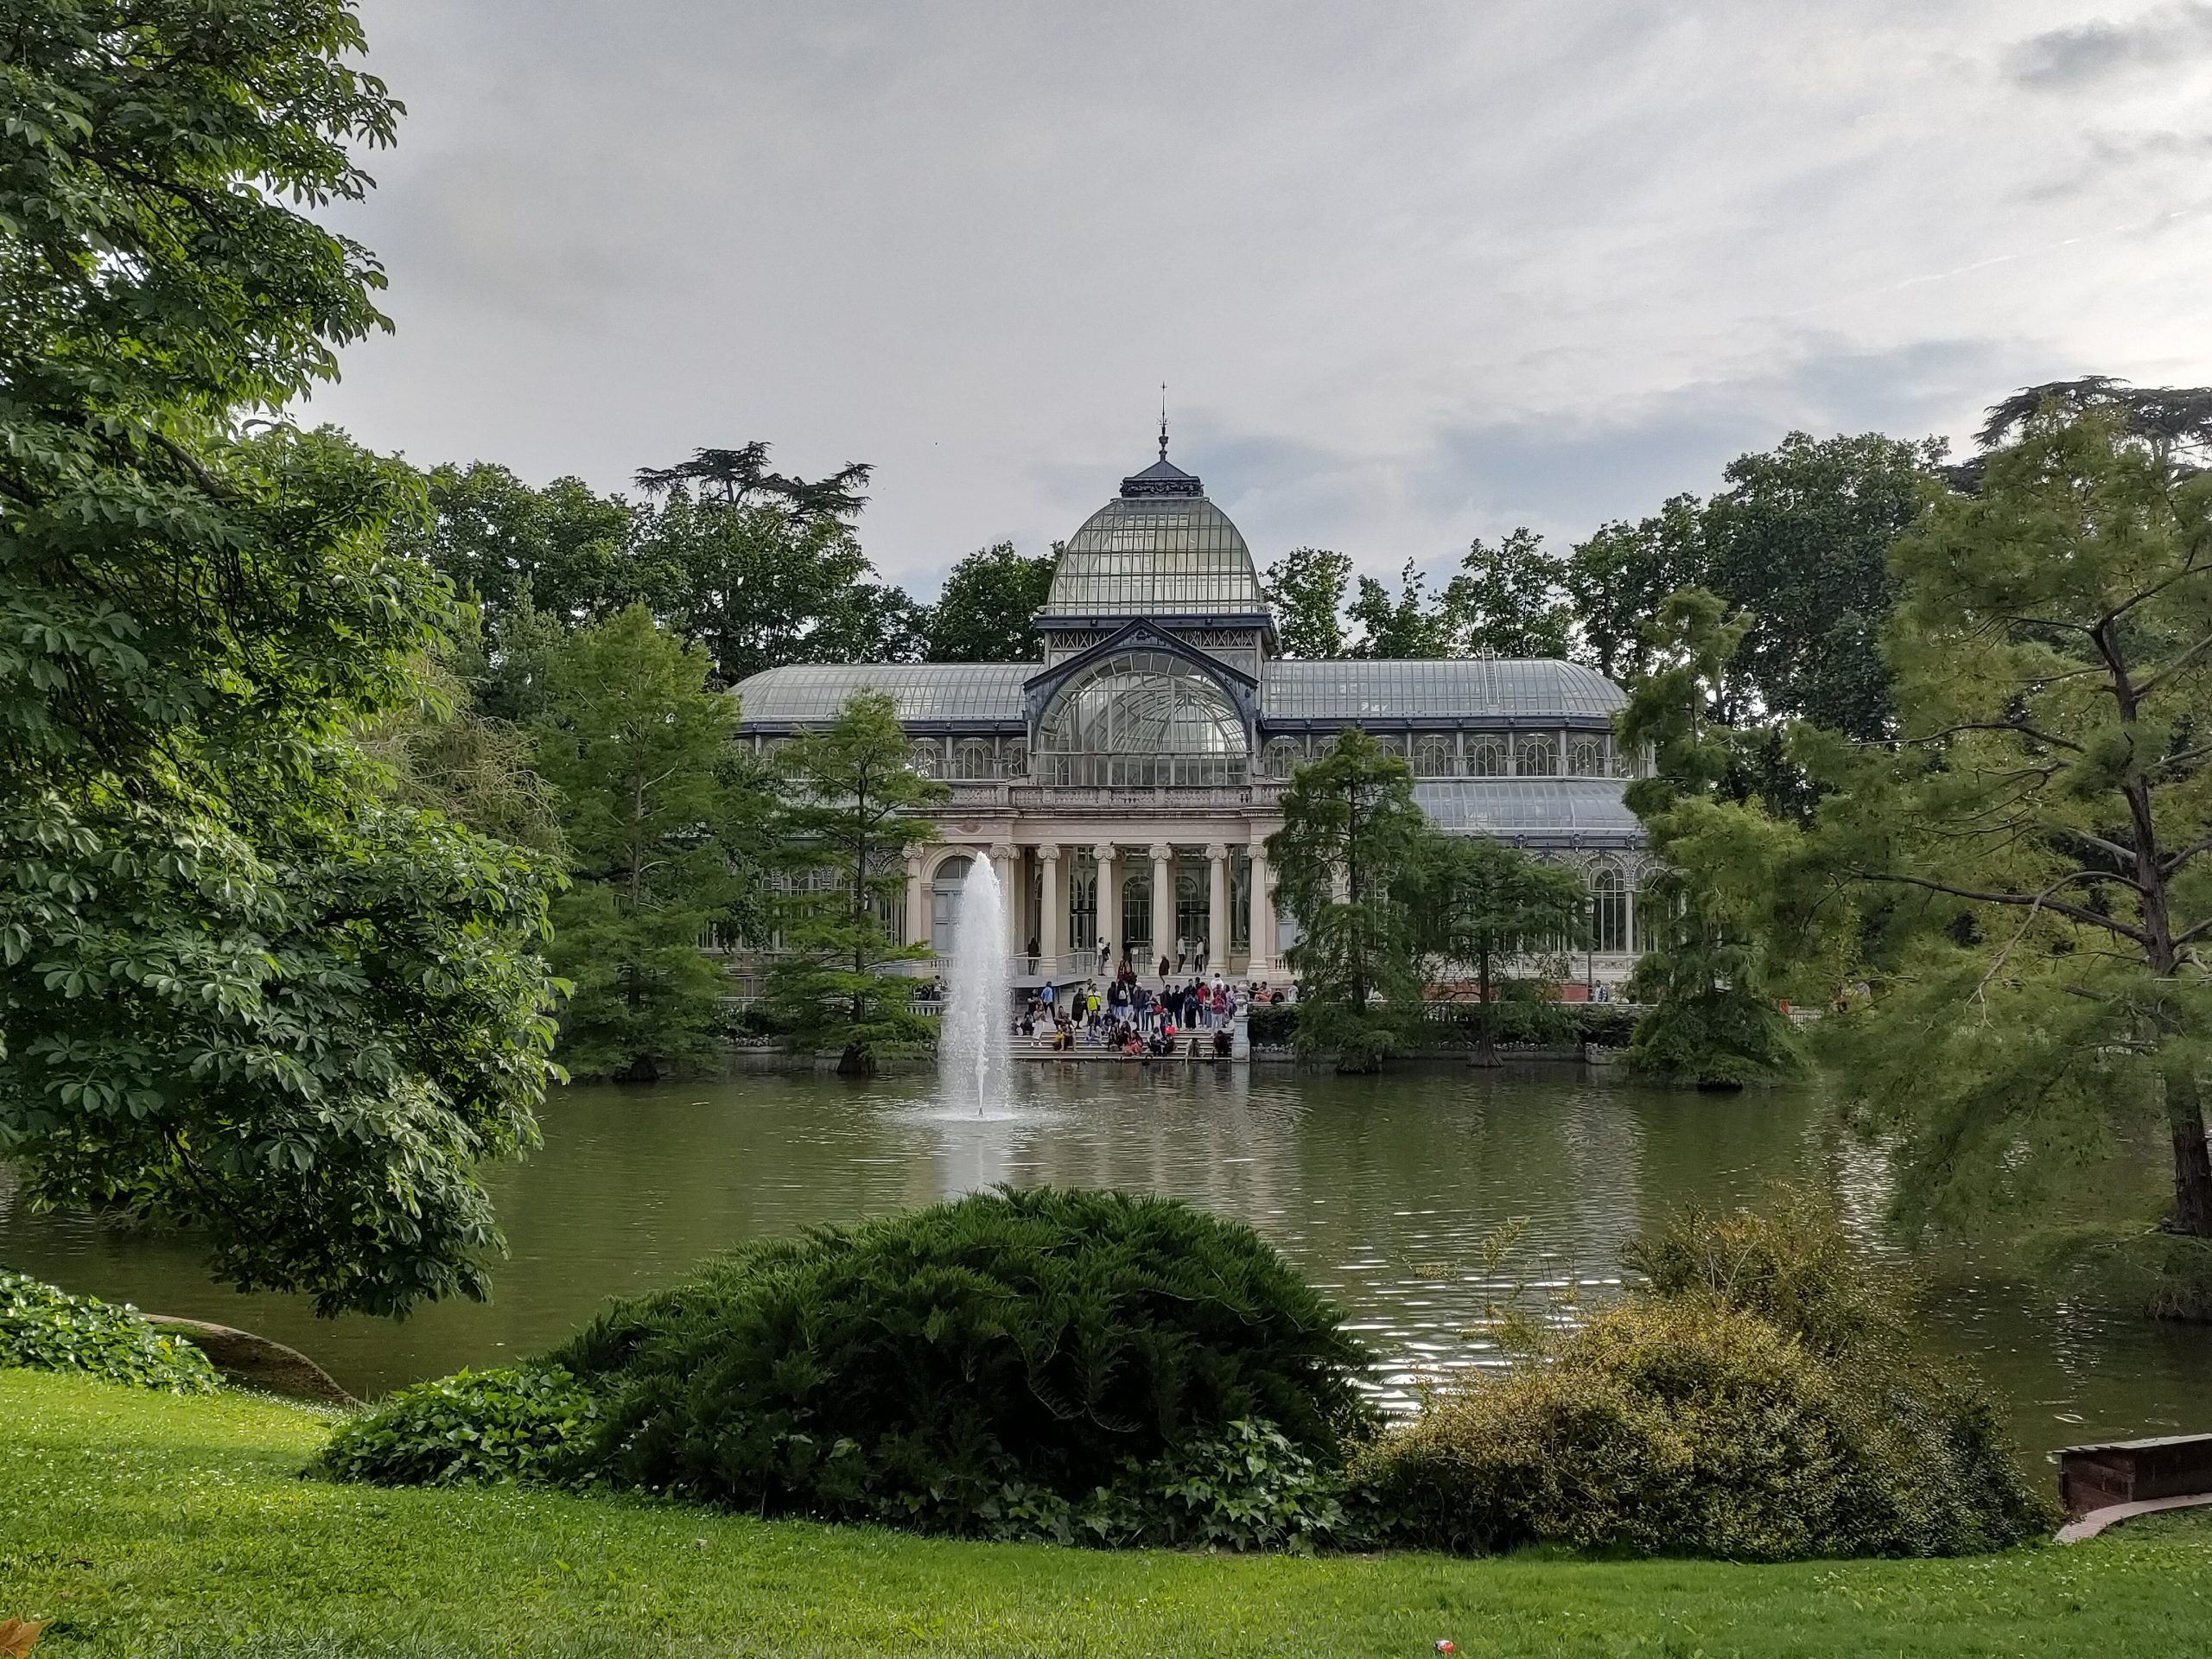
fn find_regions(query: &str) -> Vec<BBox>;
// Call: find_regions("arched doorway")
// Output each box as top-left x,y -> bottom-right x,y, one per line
931,854 -> 974,958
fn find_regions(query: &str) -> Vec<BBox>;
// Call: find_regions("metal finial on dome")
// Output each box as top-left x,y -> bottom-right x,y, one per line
1159,383 -> 1169,461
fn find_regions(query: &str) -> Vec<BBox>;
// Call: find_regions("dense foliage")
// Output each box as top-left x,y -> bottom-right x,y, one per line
530,607 -> 760,1080
1268,731 -> 1430,1071
1616,593 -> 1805,1085
1357,1198 -> 2049,1560
1800,409 -> 2212,1240
1403,836 -> 1586,1065
923,542 -> 1058,663
544,1188 -> 1375,1531
0,1270 -> 217,1394
764,692 -> 944,1075
315,1366 -> 600,1487
0,2 -> 562,1316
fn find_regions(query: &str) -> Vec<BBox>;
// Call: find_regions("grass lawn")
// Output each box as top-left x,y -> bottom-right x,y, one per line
5,1370 -> 2210,1658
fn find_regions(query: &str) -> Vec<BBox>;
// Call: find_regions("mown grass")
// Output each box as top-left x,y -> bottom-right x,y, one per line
4,1370 -> 2210,1657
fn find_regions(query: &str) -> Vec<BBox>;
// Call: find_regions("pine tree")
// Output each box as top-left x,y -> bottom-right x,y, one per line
766,693 -> 948,1077
531,608 -> 760,1080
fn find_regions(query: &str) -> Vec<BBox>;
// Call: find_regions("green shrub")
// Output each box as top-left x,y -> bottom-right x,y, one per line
976,1417 -> 1361,1552
1356,1297 -> 2048,1560
1246,1003 -> 1299,1047
1355,1196 -> 2053,1560
317,1366 -> 601,1487
0,1269 -> 219,1393
550,1187 -> 1375,1529
1624,1188 -> 1896,1357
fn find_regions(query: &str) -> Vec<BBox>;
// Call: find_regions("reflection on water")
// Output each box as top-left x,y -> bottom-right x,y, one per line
5,1064 -> 2210,1451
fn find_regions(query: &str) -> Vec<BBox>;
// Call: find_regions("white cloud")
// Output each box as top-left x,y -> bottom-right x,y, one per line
304,0 -> 2212,594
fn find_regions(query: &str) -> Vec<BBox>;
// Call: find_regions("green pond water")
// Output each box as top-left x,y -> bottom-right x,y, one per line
4,1063 -> 2209,1457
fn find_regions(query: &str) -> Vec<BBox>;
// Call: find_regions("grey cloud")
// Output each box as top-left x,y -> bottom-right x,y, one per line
2006,3 -> 2212,88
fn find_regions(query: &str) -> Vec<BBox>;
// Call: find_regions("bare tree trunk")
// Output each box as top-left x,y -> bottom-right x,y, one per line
2166,1060 -> 2212,1236
1471,941 -> 1498,1068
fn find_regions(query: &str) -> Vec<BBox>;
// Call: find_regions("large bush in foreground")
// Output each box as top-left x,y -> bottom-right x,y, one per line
1355,1195 -> 2052,1560
549,1187 -> 1374,1529
0,1270 -> 218,1394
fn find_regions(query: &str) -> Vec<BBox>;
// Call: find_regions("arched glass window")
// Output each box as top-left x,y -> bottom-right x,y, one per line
1371,734 -> 1405,759
1036,651 -> 1249,787
908,739 -> 942,777
1515,735 -> 1557,777
1591,866 -> 1629,952
1468,737 -> 1507,777
1413,735 -> 1455,778
1568,737 -> 1605,777
952,739 -> 994,780
1262,738 -> 1301,780
1003,739 -> 1027,778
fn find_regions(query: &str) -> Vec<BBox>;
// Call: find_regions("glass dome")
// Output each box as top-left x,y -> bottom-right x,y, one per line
1044,493 -> 1266,616
1036,650 -> 1249,786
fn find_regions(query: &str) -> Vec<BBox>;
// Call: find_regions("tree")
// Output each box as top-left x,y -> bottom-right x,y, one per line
1406,836 -> 1586,1066
1349,563 -> 1457,658
529,608 -> 760,1082
1267,731 -> 1431,1071
1567,494 -> 1708,683
1616,593 -> 1805,1086
766,693 -> 947,1077
633,442 -> 873,524
1704,431 -> 1945,739
1263,548 -> 1353,658
923,542 -> 1057,662
627,487 -> 921,687
1445,527 -> 1573,658
399,462 -> 633,625
1808,406 -> 2212,1241
0,3 -> 563,1315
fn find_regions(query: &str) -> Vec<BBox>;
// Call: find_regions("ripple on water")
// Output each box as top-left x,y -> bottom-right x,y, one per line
3,1063 -> 2210,1452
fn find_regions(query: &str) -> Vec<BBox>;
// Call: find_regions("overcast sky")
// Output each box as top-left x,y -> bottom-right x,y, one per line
309,1 -> 2212,595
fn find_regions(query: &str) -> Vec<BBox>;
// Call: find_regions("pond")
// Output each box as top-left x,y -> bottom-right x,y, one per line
6,1063 -> 2210,1456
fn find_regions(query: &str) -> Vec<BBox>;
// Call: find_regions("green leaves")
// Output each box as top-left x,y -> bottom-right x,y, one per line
0,1269 -> 219,1394
1268,731 -> 1430,1071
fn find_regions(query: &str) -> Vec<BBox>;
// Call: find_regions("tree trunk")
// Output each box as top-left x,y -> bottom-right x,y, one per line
1471,942 -> 1498,1068
837,1042 -> 877,1079
2166,1060 -> 2212,1236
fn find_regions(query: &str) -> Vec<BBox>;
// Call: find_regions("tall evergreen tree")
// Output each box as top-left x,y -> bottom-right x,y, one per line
1616,592 -> 1805,1086
1268,731 -> 1430,1072
1809,406 -> 2212,1241
766,693 -> 947,1077
0,0 -> 563,1315
530,608 -> 760,1082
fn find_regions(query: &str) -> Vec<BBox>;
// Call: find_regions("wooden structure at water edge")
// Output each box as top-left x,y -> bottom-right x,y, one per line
2055,1433 -> 2212,1541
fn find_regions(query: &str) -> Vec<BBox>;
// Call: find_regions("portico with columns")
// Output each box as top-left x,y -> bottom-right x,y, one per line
734,435 -> 1646,993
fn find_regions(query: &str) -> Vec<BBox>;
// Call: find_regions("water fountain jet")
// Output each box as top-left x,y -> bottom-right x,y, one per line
939,857 -> 1014,1116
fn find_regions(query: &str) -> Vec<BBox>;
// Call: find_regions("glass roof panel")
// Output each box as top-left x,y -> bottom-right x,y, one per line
1043,495 -> 1268,616
1262,659 -> 1626,721
732,664 -> 1029,726
1413,779 -> 1640,841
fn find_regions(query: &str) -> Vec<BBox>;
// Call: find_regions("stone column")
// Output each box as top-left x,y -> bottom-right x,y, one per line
989,841 -> 1020,958
1037,842 -> 1063,972
1205,842 -> 1229,974
1149,842 -> 1174,974
905,853 -> 928,953
1247,836 -> 1274,971
1091,842 -> 1117,967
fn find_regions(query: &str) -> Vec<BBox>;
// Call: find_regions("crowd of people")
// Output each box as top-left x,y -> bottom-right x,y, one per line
1010,954 -> 1282,1060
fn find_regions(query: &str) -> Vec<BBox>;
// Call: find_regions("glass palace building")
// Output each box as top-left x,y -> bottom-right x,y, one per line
733,445 -> 1649,988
